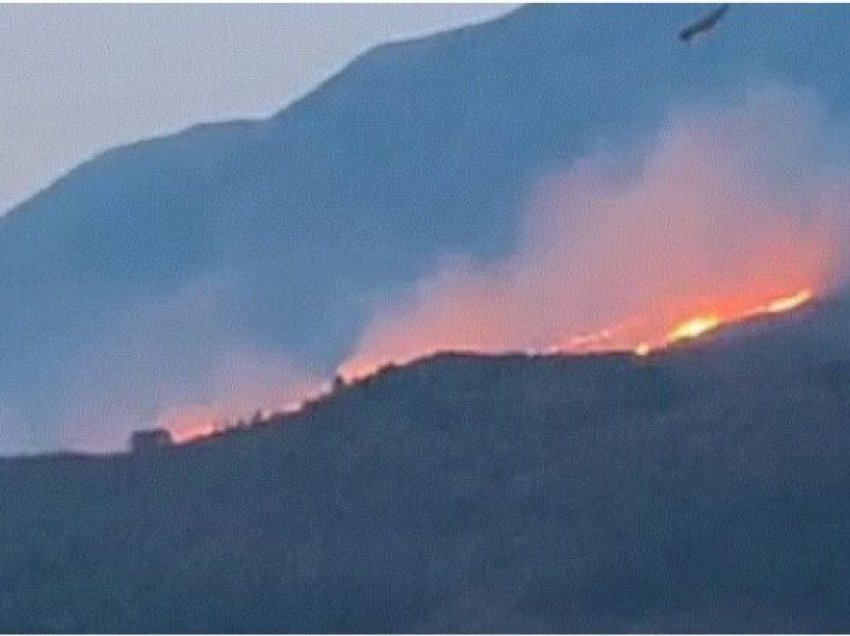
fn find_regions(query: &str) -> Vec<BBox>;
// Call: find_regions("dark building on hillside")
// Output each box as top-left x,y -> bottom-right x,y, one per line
130,428 -> 173,454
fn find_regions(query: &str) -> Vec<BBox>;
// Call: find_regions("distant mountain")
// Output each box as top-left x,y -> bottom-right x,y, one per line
2,304 -> 850,632
6,4 -> 850,451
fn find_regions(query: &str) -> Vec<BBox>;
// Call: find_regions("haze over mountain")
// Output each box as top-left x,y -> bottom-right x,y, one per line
5,3 -> 850,452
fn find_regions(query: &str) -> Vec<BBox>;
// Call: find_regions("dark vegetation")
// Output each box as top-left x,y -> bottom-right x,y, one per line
2,303 -> 850,633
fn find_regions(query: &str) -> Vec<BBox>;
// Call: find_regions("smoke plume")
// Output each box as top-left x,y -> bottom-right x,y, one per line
341,87 -> 848,380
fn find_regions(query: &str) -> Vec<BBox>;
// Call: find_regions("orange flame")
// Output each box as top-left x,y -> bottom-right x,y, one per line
658,288 -> 812,352
621,288 -> 813,357
538,288 -> 816,360
666,314 -> 722,343
339,288 -> 816,382
763,289 -> 813,314
165,288 -> 817,446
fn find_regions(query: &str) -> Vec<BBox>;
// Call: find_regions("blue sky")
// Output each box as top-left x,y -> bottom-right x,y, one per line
0,4 -> 514,213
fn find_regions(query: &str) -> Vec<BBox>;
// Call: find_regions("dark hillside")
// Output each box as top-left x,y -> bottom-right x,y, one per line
2,310 -> 850,632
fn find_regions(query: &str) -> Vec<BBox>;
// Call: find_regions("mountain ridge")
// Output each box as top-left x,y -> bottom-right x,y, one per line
2,305 -> 850,630
4,3 -> 850,451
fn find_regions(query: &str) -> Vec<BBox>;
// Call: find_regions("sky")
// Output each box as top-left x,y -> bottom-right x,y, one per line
0,3 -> 515,214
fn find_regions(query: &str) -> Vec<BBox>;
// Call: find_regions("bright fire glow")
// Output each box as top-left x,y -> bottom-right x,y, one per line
666,315 -> 721,343
763,289 -> 813,314
635,343 -> 651,357
630,288 -> 813,356
339,287 -> 816,382
165,288 -> 816,446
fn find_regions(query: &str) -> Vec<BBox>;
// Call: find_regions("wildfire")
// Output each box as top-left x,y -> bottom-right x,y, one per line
665,288 -> 811,346
338,287 -> 816,382
168,288 -> 816,446
666,315 -> 721,343
634,288 -> 814,356
763,289 -> 813,314
635,343 -> 651,357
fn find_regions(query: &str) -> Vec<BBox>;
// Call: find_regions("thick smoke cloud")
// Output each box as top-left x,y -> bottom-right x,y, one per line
341,87 -> 849,379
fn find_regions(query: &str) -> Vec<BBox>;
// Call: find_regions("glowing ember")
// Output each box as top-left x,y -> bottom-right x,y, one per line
666,314 -> 721,343
574,287 -> 815,357
763,289 -> 812,314
661,288 -> 813,348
